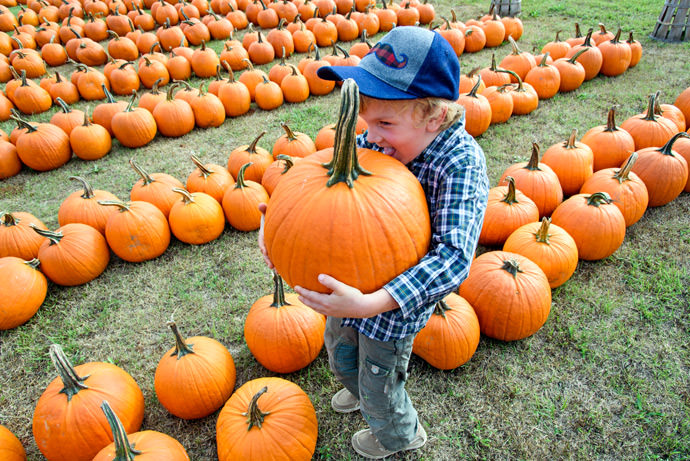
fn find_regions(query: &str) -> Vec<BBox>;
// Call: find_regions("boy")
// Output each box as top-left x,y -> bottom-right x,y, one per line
259,26 -> 489,459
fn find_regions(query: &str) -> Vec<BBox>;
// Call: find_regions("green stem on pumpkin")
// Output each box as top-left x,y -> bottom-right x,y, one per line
129,158 -> 156,185
100,401 -> 142,460
501,258 -> 524,278
566,47 -> 588,64
534,217 -> 552,244
234,162 -> 252,189
523,142 -> 543,171
501,176 -> 519,204
433,299 -> 451,318
242,386 -> 270,430
585,191 -> 613,207
25,258 -> 41,270
191,154 -> 213,177
172,187 -> 195,204
30,224 -> 63,245
280,122 -> 298,141
613,152 -> 637,184
658,131 -> 690,155
49,344 -> 89,400
270,270 -> 291,308
1,212 -> 19,226
69,176 -> 95,199
275,154 -> 294,174
323,79 -> 372,188
54,96 -> 72,113
167,320 -> 195,358
98,200 -> 132,212
467,73 -> 483,98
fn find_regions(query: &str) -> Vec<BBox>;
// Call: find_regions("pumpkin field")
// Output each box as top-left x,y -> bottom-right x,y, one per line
1,0 -> 689,458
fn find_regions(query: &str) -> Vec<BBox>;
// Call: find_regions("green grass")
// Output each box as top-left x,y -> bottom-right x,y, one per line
2,0 -> 690,459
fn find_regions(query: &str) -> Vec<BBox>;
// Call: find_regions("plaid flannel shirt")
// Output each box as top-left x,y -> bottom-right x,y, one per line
342,116 -> 489,341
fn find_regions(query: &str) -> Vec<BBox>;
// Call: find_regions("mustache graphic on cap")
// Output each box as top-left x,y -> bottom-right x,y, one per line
367,43 -> 409,69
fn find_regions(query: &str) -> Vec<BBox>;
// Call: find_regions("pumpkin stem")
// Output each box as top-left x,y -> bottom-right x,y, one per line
190,154 -> 213,177
275,154 -> 294,174
123,90 -> 139,112
98,200 -> 132,212
280,121 -> 298,140
246,131 -> 266,154
658,131 -> 690,155
270,270 -> 291,308
585,191 -> 613,207
100,401 -> 142,460
48,344 -> 89,400
566,47 -> 588,64
234,162 -> 251,189
129,158 -> 156,185
534,217 -> 551,244
524,142 -> 543,171
55,96 -> 72,113
69,175 -> 96,199
604,106 -> 620,132
0,212 -> 19,226
25,258 -> 41,270
467,73 -> 482,97
30,223 -> 63,245
242,386 -> 270,430
432,299 -> 451,318
323,79 -> 372,187
501,176 -> 519,204
501,258 -> 524,278
613,152 -> 637,184
166,320 -> 195,358
538,52 -> 549,67
172,187 -> 195,204
563,128 -> 578,149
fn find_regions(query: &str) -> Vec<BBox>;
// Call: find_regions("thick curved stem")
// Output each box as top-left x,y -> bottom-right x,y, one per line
242,386 -> 270,431
166,320 -> 195,359
49,344 -> 89,401
100,401 -> 142,460
172,187 -> 195,204
69,176 -> 95,199
129,158 -> 155,185
270,270 -> 291,308
534,217 -> 551,244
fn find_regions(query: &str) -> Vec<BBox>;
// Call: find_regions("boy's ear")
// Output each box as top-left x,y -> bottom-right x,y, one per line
426,105 -> 448,132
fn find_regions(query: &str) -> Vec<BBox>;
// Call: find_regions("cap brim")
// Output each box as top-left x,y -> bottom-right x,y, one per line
317,66 -> 416,100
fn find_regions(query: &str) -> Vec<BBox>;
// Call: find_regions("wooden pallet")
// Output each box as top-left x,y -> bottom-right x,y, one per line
490,0 -> 521,18
651,0 -> 690,42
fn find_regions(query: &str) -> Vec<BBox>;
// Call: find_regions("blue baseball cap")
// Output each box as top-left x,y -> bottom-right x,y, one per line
317,26 -> 460,100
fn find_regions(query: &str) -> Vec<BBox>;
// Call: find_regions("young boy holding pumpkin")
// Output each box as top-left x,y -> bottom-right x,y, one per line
259,26 -> 489,458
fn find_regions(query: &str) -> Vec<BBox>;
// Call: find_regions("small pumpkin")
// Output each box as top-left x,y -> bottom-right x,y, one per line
154,321 -> 236,419
216,377 -> 318,461
479,176 -> 539,247
186,153 -> 235,203
169,188 -> 226,244
412,292 -> 480,370
541,128 -> 594,196
70,110 -> 112,160
580,105 -> 636,172
227,130 -> 273,182
222,162 -> 270,231
0,256 -> 47,330
0,424 -> 26,461
245,271 -> 326,373
111,90 -> 158,148
129,157 -> 185,217
58,176 -> 120,234
272,122 -> 316,159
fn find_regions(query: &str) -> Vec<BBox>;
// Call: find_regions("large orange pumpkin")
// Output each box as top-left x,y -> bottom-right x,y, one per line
33,344 -> 145,461
540,128 -> 594,196
154,321 -> 236,420
580,106 -> 636,172
0,424 -> 25,461
550,192 -> 626,261
0,256 -> 47,330
244,271 -> 326,373
93,401 -> 189,460
459,250 -> 551,341
216,377 -> 318,461
412,292 -> 480,370
264,79 -> 430,293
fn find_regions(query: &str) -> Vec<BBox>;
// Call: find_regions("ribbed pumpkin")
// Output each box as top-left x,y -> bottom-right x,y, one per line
620,92 -> 679,150
227,131 -> 274,182
524,52 -> 560,100
580,153 -> 649,227
553,48 -> 587,93
630,132 -> 689,207
245,271 -> 326,373
99,200 -> 171,262
459,250 -> 551,341
262,154 -> 298,196
69,111 -> 112,161
580,106 -> 636,171
0,256 -> 47,330
11,114 -> 71,171
412,292 -> 480,370
186,154 -> 235,203
498,36 -> 535,83
129,158 -> 185,217
92,401 -> 189,461
0,211 -> 47,259
222,162 -> 270,231
541,129 -> 594,196
565,28 -> 602,81
456,74 -> 491,137
0,139 -> 21,179
58,176 -> 120,235
272,122 -> 316,159
499,142 -> 563,218
478,176 -> 539,247
597,28 -> 631,77
32,222 -> 110,286
482,83 -> 513,125
0,424 -> 26,461
216,377 -> 318,461
264,79 -> 431,293
168,188 -> 226,244
540,30 -> 571,60
550,192 -> 626,261
503,217 -> 578,288
154,321 -> 236,420
33,344 -> 145,461
153,83 -> 195,137
111,91 -> 158,148
92,85 -> 128,136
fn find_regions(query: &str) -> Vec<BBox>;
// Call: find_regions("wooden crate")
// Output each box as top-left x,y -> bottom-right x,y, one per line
651,0 -> 690,42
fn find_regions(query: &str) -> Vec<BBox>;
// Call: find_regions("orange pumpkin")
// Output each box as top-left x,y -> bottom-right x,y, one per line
129,157 -> 185,217
0,424 -> 26,460
580,106 -> 636,172
245,271 -> 326,373
459,250 -> 551,341
456,74 -> 491,137
503,217 -> 578,288
154,321 -> 236,419
541,129 -> 594,196
33,344 -> 145,461
227,130 -> 273,182
58,176 -> 120,235
186,154 -> 235,203
412,292 -> 480,370
272,121 -> 316,159
216,377 -> 318,461
264,80 -> 430,293
0,211 -> 47,259
479,176 -> 539,247
222,162 -> 269,231
0,256 -> 47,330
169,188 -> 226,244
550,192 -> 626,261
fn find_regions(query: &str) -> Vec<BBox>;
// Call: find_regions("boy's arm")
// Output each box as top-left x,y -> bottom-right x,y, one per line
385,152 -> 489,318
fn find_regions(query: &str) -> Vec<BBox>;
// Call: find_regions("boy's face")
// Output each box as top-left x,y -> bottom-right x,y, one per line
359,99 -> 445,165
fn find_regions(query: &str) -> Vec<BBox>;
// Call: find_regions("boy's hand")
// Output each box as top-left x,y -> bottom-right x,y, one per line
257,202 -> 274,269
295,275 -> 399,318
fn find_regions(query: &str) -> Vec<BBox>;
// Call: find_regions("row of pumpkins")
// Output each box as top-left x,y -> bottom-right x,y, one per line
457,25 -> 644,137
